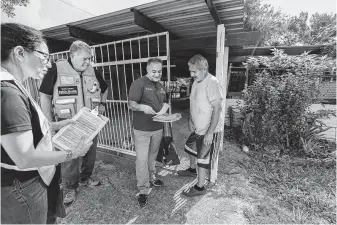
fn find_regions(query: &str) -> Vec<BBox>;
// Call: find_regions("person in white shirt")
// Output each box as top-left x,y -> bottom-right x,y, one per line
178,54 -> 224,197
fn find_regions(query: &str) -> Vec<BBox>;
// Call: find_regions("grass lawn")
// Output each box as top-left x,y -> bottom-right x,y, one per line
58,110 -> 336,224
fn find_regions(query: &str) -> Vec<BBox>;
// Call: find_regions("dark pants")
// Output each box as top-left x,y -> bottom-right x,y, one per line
47,165 -> 66,223
1,176 -> 48,224
61,136 -> 98,190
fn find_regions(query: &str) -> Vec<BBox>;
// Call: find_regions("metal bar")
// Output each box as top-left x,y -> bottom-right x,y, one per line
166,33 -> 171,114
106,62 -> 119,149
121,43 -> 133,148
99,45 -> 108,146
114,43 -> 125,147
90,31 -> 169,48
112,102 -> 122,148
92,56 -> 168,67
106,100 -> 127,103
147,37 -> 150,57
130,40 -> 135,82
120,42 -> 130,146
157,35 -> 160,57
97,144 -> 136,156
138,39 -> 143,77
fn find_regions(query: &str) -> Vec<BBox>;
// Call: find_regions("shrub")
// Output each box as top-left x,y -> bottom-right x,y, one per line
242,49 -> 335,155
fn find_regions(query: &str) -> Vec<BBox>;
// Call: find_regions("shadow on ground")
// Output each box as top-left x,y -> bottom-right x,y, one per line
58,108 -> 335,224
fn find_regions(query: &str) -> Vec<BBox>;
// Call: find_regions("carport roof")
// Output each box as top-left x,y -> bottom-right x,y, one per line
41,0 -> 244,43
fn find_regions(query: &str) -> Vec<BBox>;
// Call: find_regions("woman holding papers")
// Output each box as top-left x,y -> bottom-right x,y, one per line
1,23 -> 92,224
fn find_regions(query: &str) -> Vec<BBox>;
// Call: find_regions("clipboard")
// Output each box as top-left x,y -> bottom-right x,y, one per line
52,107 -> 109,151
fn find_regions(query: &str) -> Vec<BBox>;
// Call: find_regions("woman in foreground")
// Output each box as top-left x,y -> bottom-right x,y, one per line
1,22 -> 92,224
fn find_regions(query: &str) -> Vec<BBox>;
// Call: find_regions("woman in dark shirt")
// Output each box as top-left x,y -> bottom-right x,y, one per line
1,23 -> 92,224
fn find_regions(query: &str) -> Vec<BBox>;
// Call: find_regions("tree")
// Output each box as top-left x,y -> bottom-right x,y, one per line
244,0 -> 288,46
244,0 -> 337,56
1,0 -> 30,18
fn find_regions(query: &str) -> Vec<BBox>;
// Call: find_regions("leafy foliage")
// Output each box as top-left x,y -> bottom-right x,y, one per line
244,0 -> 337,57
1,0 -> 29,18
242,49 -> 335,155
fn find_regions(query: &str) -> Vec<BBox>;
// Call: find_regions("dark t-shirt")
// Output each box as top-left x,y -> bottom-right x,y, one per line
1,80 -> 40,186
39,59 -> 108,96
129,76 -> 166,131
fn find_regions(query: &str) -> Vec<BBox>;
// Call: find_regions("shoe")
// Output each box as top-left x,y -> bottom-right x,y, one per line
182,185 -> 206,197
80,177 -> 101,186
150,179 -> 163,187
63,189 -> 76,205
177,168 -> 197,177
137,194 -> 148,208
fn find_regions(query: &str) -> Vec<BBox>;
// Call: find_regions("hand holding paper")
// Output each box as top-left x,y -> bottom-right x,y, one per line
71,136 -> 93,158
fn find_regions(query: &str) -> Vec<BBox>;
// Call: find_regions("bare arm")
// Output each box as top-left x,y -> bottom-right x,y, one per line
1,130 -> 92,169
2,130 -> 67,169
206,99 -> 222,135
203,99 -> 222,147
128,100 -> 156,114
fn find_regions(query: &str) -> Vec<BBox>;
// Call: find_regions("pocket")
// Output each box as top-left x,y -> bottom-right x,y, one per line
13,176 -> 40,191
54,98 -> 76,119
90,97 -> 101,109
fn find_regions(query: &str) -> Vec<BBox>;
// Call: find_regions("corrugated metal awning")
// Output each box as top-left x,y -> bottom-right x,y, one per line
41,0 -> 244,42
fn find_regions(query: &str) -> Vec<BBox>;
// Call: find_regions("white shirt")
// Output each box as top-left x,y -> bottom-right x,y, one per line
190,74 -> 224,135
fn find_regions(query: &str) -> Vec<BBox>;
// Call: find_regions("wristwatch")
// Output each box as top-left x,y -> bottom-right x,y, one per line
100,102 -> 107,107
65,150 -> 73,161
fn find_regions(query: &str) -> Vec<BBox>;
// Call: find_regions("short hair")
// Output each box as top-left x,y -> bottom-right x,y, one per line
147,58 -> 162,66
1,23 -> 46,62
69,40 -> 91,55
188,54 -> 209,71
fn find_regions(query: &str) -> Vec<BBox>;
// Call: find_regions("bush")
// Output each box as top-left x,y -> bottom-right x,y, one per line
242,49 -> 335,155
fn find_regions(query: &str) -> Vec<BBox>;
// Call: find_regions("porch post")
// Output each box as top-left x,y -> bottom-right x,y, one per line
210,24 -> 229,183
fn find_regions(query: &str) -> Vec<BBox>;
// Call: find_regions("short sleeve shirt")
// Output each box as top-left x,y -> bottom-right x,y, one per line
190,74 -> 224,135
1,80 -> 40,186
129,76 -> 166,131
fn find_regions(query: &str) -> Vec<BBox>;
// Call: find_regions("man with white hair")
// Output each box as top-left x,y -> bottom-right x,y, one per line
178,54 -> 223,197
39,40 -> 108,205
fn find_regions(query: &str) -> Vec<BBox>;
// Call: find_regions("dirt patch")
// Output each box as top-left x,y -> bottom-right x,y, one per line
58,109 -> 335,224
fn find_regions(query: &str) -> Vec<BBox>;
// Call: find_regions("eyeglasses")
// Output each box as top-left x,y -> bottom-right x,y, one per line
34,50 -> 51,64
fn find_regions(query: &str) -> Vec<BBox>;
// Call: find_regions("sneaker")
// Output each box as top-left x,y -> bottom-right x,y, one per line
80,177 -> 101,186
137,194 -> 148,208
182,185 -> 206,197
177,168 -> 197,177
64,189 -> 76,205
150,179 -> 163,187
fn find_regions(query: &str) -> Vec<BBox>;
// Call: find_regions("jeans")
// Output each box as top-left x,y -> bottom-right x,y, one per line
61,136 -> 98,190
133,129 -> 163,194
1,176 -> 48,224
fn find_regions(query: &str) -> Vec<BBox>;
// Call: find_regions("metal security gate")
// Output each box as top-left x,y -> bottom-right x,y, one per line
27,32 -> 171,156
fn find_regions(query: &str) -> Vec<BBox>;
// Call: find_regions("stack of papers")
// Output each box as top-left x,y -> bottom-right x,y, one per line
53,107 -> 109,151
153,113 -> 182,122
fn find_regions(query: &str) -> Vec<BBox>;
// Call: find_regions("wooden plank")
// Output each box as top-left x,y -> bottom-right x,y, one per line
226,31 -> 261,46
205,0 -> 221,25
131,8 -> 178,39
210,24 -> 229,183
169,31 -> 261,51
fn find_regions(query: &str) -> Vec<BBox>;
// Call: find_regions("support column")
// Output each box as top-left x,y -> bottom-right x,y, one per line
211,24 -> 229,183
